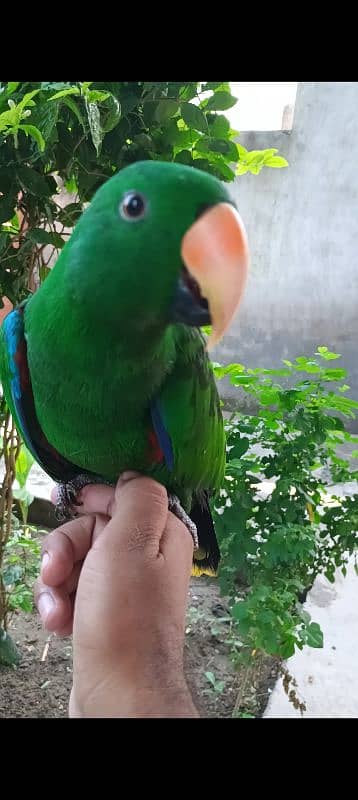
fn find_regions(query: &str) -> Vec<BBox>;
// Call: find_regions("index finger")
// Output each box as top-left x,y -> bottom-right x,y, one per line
41,513 -> 107,587
51,483 -> 116,517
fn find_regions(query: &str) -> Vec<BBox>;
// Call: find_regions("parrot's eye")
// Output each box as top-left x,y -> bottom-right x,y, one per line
120,191 -> 147,222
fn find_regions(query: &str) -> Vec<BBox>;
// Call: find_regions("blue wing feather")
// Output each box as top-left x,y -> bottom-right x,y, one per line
150,397 -> 174,471
2,306 -> 86,484
3,308 -> 39,463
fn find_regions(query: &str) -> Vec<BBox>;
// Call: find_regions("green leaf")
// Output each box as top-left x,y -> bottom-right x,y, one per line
28,228 -> 65,249
63,96 -> 86,130
0,630 -> 20,666
64,176 -> 78,194
18,124 -> 45,151
80,82 -> 94,93
201,325 -> 212,337
209,114 -> 231,139
3,564 -> 23,586
39,265 -> 51,283
205,92 -> 237,111
305,622 -> 323,648
229,437 -> 250,458
316,347 -> 341,360
178,84 -> 198,102
85,90 -> 110,103
134,133 -> 154,150
85,100 -> 103,155
0,195 -> 15,224
264,156 -> 288,168
236,163 -> 249,176
259,388 -> 279,405
15,445 -> 34,488
261,148 -> 279,159
181,103 -> 208,133
40,81 -> 70,92
246,151 -> 266,166
236,143 -> 249,159
234,711 -> 255,719
174,150 -> 194,166
249,164 -> 261,175
13,487 -> 34,507
204,671 -> 216,686
17,165 -> 53,196
230,374 -> 257,386
17,89 -> 40,110
100,95 -> 121,133
7,82 -> 20,95
154,99 -> 179,124
58,202 -> 83,226
199,156 -> 236,181
321,368 -> 346,380
232,601 -> 248,622
31,99 -> 59,142
280,639 -> 296,659
202,82 -> 229,91
162,121 -> 193,150
196,136 -> 238,161
49,86 -> 80,101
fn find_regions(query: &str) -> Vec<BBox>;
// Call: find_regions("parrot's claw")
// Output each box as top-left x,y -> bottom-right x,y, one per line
54,474 -> 114,523
55,480 -> 198,552
168,494 -> 199,550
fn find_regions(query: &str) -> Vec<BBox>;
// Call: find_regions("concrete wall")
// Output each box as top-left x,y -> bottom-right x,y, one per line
215,82 -> 358,425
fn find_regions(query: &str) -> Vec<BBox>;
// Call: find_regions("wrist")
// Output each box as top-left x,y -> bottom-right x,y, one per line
70,678 -> 198,718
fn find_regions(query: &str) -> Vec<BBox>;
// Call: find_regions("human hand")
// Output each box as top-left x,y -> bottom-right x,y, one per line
34,474 -> 198,717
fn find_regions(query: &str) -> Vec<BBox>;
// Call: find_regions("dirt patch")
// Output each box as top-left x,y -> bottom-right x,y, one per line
0,614 -> 71,718
0,576 -> 279,718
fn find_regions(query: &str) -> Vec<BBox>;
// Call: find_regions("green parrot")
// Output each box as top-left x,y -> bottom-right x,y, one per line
0,161 -> 249,574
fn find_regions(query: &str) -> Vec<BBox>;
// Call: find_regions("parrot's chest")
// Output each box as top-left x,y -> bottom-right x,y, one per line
27,346 -> 170,483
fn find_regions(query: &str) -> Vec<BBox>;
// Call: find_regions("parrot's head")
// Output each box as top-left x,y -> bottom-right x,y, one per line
66,161 -> 249,349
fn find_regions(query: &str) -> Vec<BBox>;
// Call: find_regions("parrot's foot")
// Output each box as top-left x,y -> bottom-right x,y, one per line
168,494 -> 199,550
55,474 -> 114,523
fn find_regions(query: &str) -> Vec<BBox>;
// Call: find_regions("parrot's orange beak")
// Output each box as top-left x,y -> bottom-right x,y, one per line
181,203 -> 249,350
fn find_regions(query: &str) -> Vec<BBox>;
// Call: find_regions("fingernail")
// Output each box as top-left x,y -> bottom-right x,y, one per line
37,593 -> 55,621
42,552 -> 50,571
120,471 -> 141,482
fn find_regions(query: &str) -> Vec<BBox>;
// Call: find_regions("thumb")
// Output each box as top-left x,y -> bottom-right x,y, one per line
93,474 -> 170,560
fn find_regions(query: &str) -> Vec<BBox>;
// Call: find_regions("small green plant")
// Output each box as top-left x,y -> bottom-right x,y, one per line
213,348 -> 358,665
13,444 -> 34,524
3,520 -> 42,615
0,517 -> 43,666
232,710 -> 255,718
3,444 -> 41,618
204,670 -> 226,696
0,442 -> 42,664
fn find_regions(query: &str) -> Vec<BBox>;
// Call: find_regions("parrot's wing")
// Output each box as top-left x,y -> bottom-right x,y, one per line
150,327 -> 224,574
150,326 -> 225,494
0,306 -> 82,484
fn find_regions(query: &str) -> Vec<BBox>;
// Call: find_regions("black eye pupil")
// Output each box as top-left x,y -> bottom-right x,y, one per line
124,193 -> 144,217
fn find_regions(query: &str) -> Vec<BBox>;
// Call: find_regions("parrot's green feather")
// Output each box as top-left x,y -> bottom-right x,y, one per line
154,325 -> 225,497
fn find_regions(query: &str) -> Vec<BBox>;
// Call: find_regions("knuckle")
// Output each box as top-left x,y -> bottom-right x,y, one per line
126,523 -> 158,553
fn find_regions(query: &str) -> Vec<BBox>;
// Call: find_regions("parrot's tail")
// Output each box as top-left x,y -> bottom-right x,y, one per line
190,492 -> 220,577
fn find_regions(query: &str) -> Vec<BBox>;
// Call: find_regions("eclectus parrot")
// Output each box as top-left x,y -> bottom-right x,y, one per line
0,161 -> 249,574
